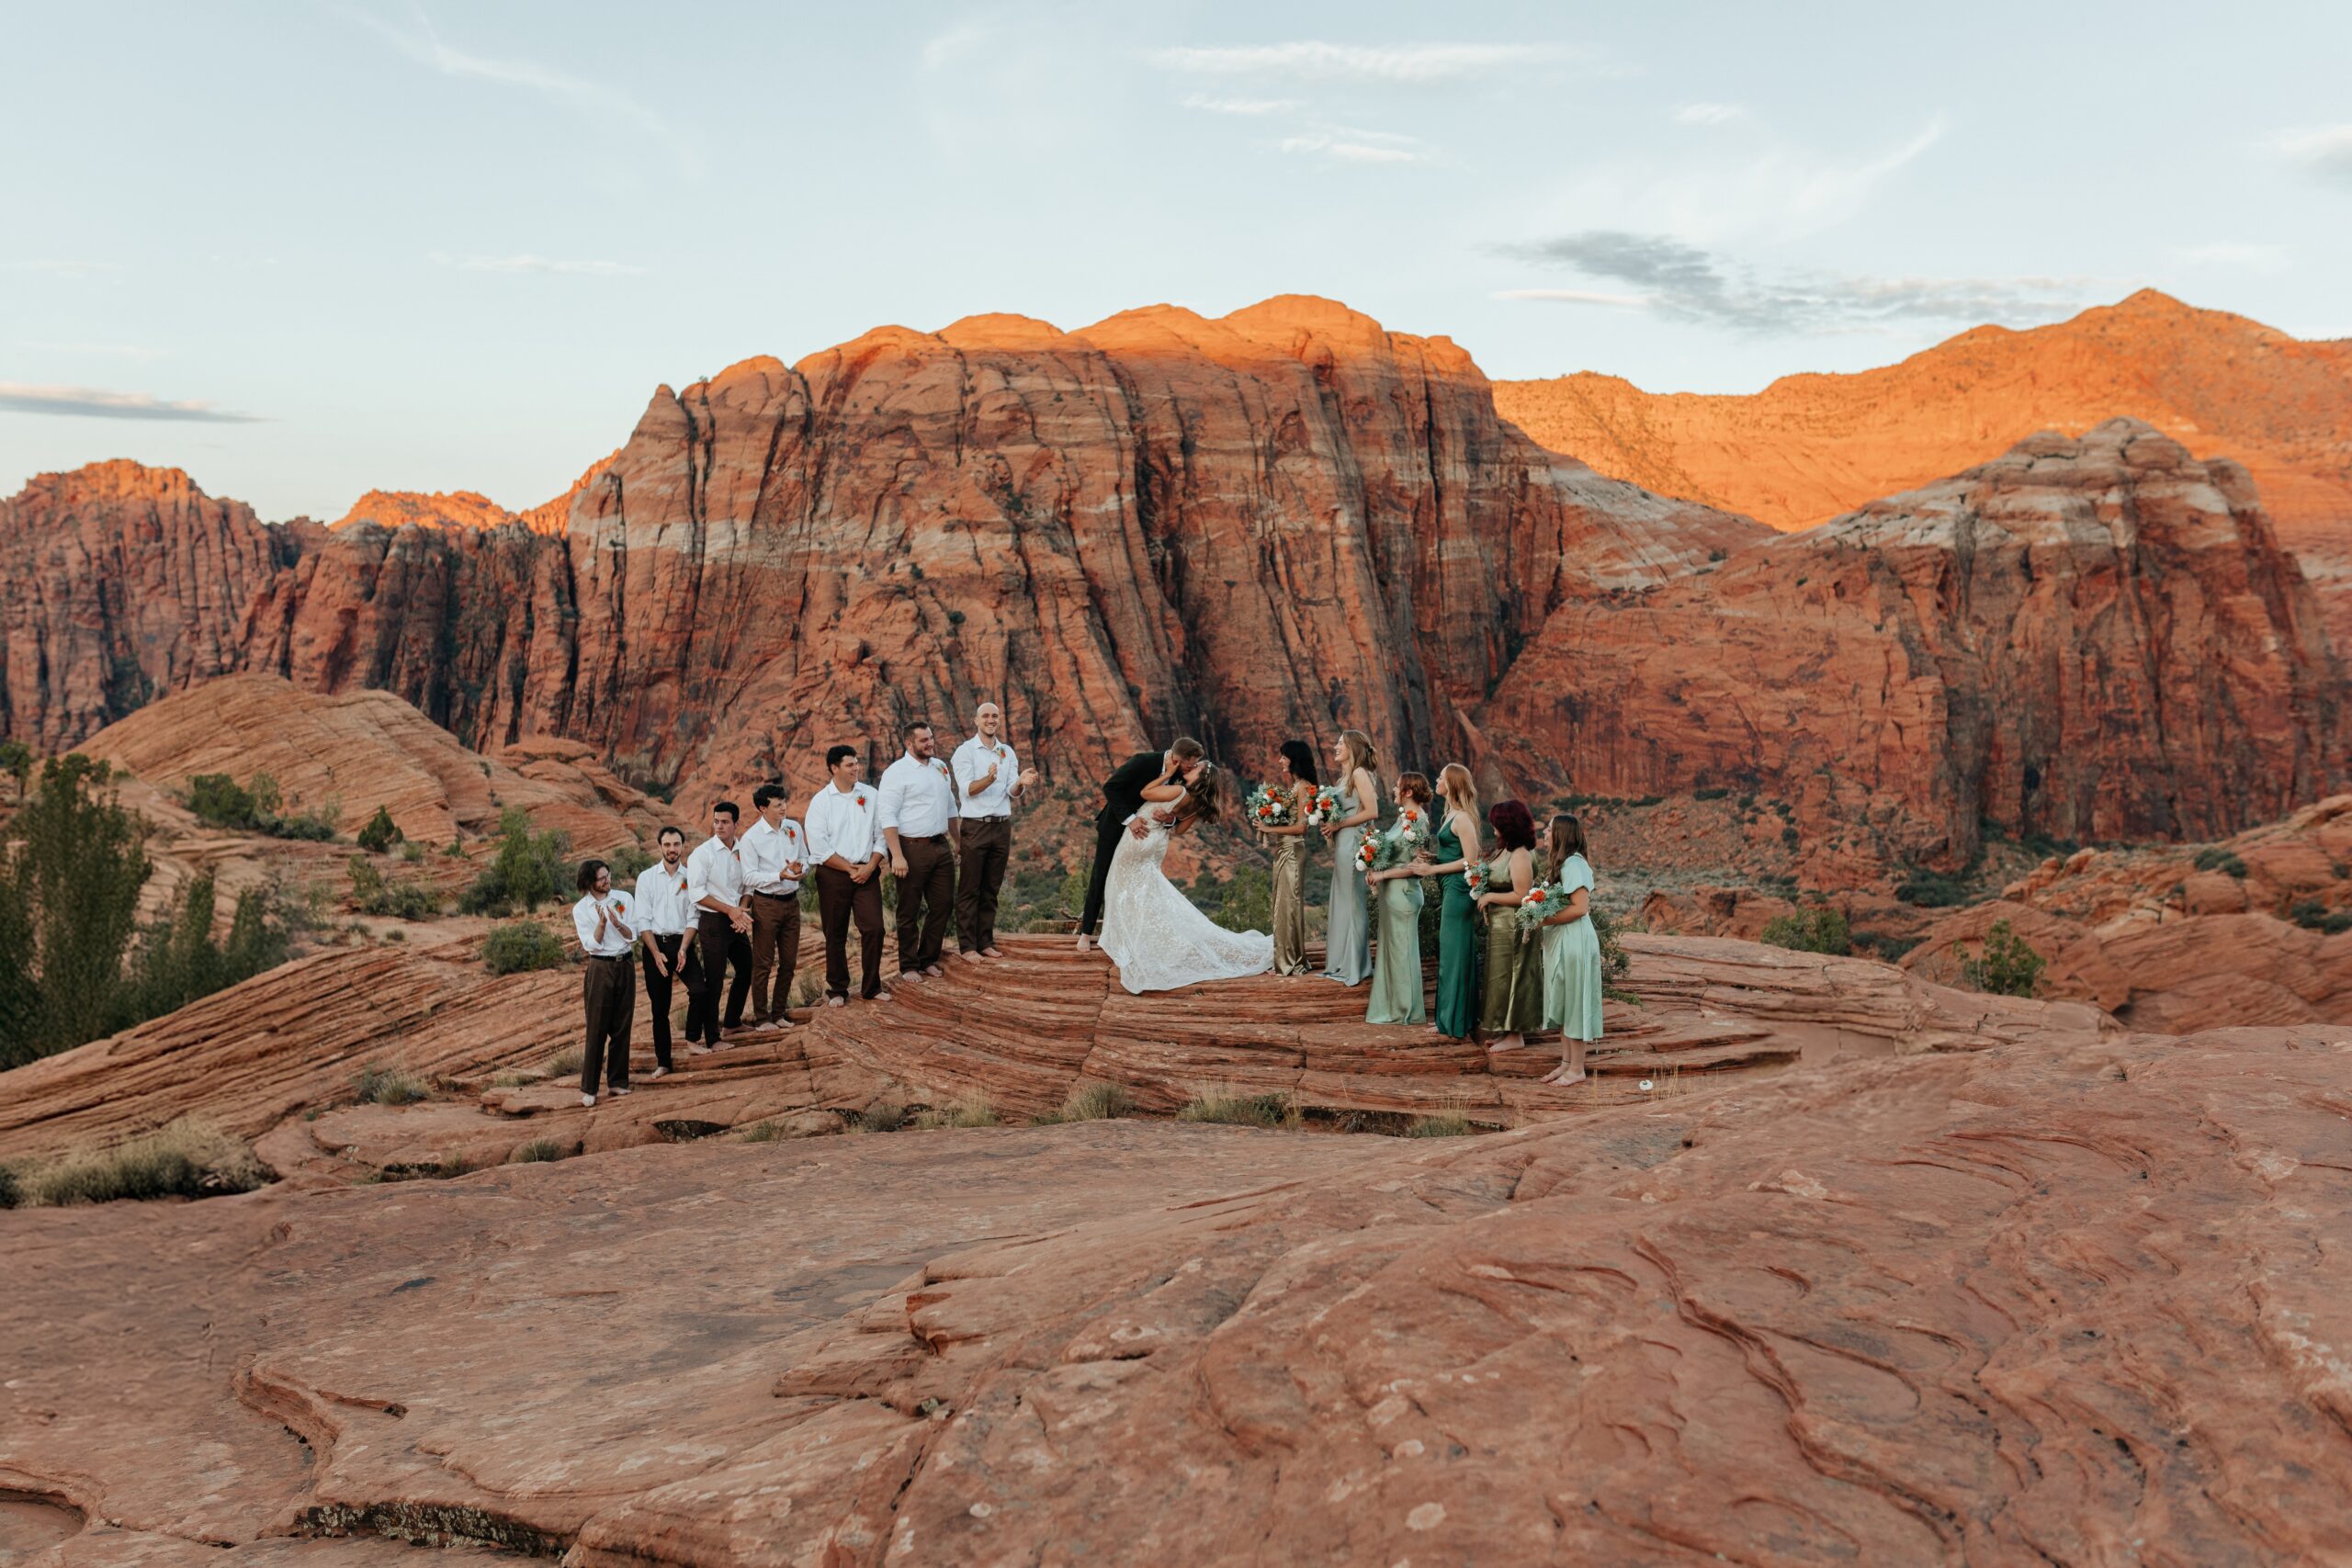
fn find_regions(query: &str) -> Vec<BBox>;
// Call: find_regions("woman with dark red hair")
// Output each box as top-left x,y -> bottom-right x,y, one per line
1473,797 -> 1543,1053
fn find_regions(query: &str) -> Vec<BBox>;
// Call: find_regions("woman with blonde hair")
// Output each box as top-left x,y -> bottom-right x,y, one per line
1363,771 -> 1432,1024
1410,762 -> 1483,1039
1536,812 -> 1603,1084
1318,728 -> 1379,985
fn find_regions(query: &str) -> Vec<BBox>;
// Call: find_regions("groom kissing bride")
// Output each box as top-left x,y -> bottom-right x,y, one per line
1075,737 -> 1274,995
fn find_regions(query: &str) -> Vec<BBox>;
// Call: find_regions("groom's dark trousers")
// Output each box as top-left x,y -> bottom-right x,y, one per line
1080,751 -> 1167,937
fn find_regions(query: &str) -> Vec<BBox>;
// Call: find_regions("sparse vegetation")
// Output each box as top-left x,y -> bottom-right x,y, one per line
0,1163 -> 19,1209
2290,899 -> 2352,935
18,1118 -> 267,1205
482,920 -> 566,976
356,806 -> 403,853
458,807 -> 571,916
1895,867 -> 1973,908
911,1098 -> 1000,1129
546,1046 -> 583,1077
738,1120 -> 783,1143
1592,908 -> 1636,1004
1693,785 -> 1730,801
1854,930 -> 1925,963
354,1065 -> 427,1105
1191,864 -> 1273,935
1952,919 -> 2047,998
1404,1111 -> 1476,1138
1758,905 -> 1851,956
605,840 -> 656,883
1053,1082 -> 1134,1122
1176,1091 -> 1292,1128
182,772 -> 336,840
851,1100 -> 908,1134
2193,847 -> 2249,879
510,1139 -> 567,1164
347,857 -> 442,920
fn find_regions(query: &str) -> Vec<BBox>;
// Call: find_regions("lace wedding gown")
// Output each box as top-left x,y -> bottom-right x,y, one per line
1098,813 -> 1275,994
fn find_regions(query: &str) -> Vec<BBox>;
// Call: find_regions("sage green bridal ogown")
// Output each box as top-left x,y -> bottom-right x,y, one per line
1323,782 -> 1373,985
1270,833 -> 1311,976
1432,817 -> 1478,1039
1365,825 -> 1425,1024
1541,852 -> 1605,1040
1478,849 -> 1544,1034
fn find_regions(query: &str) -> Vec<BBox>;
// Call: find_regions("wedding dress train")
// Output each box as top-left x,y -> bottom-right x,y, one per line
1097,813 -> 1274,994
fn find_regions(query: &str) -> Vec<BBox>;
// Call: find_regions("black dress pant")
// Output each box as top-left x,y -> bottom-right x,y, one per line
896,834 -> 956,974
1079,818 -> 1125,936
690,910 -> 753,1041
580,954 -> 634,1095
639,931 -> 702,1069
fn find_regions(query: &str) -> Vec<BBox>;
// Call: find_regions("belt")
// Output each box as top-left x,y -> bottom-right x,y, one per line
965,814 -> 1011,822
752,888 -> 799,900
916,833 -> 949,844
586,952 -> 630,964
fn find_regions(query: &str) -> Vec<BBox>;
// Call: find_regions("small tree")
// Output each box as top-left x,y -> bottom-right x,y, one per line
1759,905 -> 1850,955
482,920 -> 567,976
1,755 -> 151,1064
1954,919 -> 2046,998
459,807 -> 571,915
356,806 -> 403,854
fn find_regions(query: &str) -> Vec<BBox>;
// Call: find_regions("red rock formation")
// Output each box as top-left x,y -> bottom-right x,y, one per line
1488,420 -> 2344,872
332,489 -> 519,534
1495,288 -> 2352,637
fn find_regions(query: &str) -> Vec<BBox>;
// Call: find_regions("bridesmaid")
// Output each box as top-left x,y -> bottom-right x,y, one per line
1412,763 -> 1484,1040
1474,797 -> 1544,1055
1318,729 -> 1379,985
1537,813 -> 1604,1085
1363,771 -> 1432,1024
1258,739 -> 1319,977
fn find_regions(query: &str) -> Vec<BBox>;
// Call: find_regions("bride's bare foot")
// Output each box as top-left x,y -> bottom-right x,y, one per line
1541,1065 -> 1587,1086
1075,933 -> 1092,954
1486,1034 -> 1527,1054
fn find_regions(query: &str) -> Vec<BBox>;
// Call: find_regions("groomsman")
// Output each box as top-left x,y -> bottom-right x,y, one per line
632,826 -> 704,1076
805,745 -> 889,1004
878,721 -> 960,982
1078,737 -> 1204,953
741,782 -> 808,1032
950,702 -> 1039,960
685,800 -> 755,1047
571,858 -> 636,1108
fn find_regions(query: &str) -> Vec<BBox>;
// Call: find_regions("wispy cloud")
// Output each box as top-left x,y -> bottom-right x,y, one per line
7,259 -> 125,278
1494,231 -> 2101,335
1675,102 -> 1743,125
431,252 -> 644,276
1152,40 -> 1564,84
347,6 -> 700,177
1182,94 -> 1303,116
1279,126 -> 1425,164
0,383 -> 262,423
2276,124 -> 2352,187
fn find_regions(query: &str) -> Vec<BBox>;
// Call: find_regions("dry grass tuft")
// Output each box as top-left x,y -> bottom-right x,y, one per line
22,1118 -> 269,1205
1176,1090 -> 1293,1128
912,1099 -> 999,1130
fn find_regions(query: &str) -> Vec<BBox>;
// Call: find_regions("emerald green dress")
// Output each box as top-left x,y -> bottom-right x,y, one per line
1478,849 -> 1544,1034
1365,821 -> 1425,1025
1541,852 -> 1605,1041
1432,815 -> 1479,1039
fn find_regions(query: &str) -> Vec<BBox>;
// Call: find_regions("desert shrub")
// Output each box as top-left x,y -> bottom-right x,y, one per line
23,1118 -> 267,1205
356,806 -> 403,853
852,1100 -> 908,1134
1,755 -> 151,1066
2193,847 -> 2249,878
399,840 -> 425,864
1693,785 -> 1730,801
738,1120 -> 783,1143
605,840 -> 656,883
482,920 -> 566,976
510,1138 -> 567,1164
114,873 -> 288,1030
1176,1091 -> 1291,1127
347,857 -> 441,920
790,970 -> 825,1009
1404,1111 -> 1476,1138
912,1098 -> 999,1130
1853,930 -> 1925,963
1895,868 -> 1972,908
182,772 -> 335,840
0,739 -> 30,784
0,1163 -> 18,1209
1758,906 -> 1850,956
1953,919 -> 2046,998
545,1045 -> 583,1077
183,772 -> 259,829
354,1064 -> 427,1105
458,807 -> 571,916
1055,1082 -> 1132,1122
1591,907 -> 1636,1004
2289,899 -> 2352,935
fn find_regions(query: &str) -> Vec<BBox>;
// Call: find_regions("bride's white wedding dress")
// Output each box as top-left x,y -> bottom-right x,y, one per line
1097,812 -> 1274,994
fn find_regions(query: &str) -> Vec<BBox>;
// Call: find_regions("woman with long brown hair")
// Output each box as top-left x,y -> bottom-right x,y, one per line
1537,812 -> 1603,1084
1411,762 -> 1484,1039
1258,739 -> 1319,977
1319,729 -> 1380,985
1474,797 -> 1544,1054
1363,771 -> 1432,1025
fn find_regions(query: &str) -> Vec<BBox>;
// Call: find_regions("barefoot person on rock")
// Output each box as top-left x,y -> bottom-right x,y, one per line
685,800 -> 755,1049
805,745 -> 891,1006
1077,737 -> 1204,953
632,825 -> 703,1077
878,721 -> 960,986
950,701 -> 1039,961
571,857 -> 636,1107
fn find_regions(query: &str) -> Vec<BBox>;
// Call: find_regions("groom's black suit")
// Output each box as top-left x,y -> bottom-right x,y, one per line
1080,751 -> 1168,938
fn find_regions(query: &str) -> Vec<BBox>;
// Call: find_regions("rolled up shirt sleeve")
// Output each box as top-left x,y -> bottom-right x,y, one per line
875,766 -> 906,832
572,896 -> 602,952
685,843 -> 712,908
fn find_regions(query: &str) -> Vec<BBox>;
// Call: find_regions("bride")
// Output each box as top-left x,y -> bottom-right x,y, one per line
1097,764 -> 1274,994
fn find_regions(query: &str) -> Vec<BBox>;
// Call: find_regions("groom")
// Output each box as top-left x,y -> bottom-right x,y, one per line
1077,737 -> 1204,953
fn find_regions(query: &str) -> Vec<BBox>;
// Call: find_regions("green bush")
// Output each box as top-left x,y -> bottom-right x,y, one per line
482,920 -> 566,976
2,754 -> 152,1066
0,739 -> 30,784
1953,919 -> 2046,998
1854,930 -> 1926,963
347,857 -> 442,920
356,806 -> 403,853
458,807 -> 571,916
605,840 -> 656,883
2289,899 -> 2352,935
1591,907 -> 1635,1004
22,1118 -> 267,1205
1404,1111 -> 1476,1138
1190,863 -> 1272,934
1758,905 -> 1850,956
1693,785 -> 1730,801
2193,847 -> 2249,878
114,873 -> 288,1031
354,1065 -> 427,1105
181,771 -> 336,840
1896,868 -> 1972,908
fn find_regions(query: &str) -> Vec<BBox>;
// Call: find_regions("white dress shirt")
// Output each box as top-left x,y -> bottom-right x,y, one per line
951,735 -> 1022,820
633,861 -> 695,935
804,781 -> 882,867
685,834 -> 748,913
572,889 -> 636,957
741,815 -> 808,897
877,752 -> 960,839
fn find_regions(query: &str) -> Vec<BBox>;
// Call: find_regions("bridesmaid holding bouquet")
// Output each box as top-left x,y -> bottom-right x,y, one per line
1318,729 -> 1380,985
1537,812 -> 1604,1084
1256,740 -> 1319,976
1363,771 -> 1434,1024
1413,763 -> 1485,1040
1474,798 -> 1544,1055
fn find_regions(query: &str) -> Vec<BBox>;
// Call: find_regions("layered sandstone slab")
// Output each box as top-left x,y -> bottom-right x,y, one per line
1489,420 -> 2343,873
4,1023 -> 2346,1564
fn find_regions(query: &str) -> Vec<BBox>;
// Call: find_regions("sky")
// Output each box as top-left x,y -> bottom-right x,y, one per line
6,0 -> 2350,521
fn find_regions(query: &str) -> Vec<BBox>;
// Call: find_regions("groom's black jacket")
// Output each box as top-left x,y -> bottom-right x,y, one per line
1095,751 -> 1166,829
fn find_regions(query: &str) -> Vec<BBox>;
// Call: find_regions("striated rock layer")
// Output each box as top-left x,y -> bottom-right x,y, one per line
1493,420 -> 2343,872
3,1022 -> 2347,1564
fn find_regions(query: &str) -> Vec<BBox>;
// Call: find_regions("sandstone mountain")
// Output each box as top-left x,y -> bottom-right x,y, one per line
1494,288 -> 2352,637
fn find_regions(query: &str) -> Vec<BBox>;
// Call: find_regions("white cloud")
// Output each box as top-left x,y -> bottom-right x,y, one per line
348,6 -> 701,177
1495,288 -> 1653,308
0,383 -> 261,423
1152,40 -> 1564,84
1182,94 -> 1303,116
1280,129 -> 1425,165
432,252 -> 644,276
2276,124 -> 2352,186
1675,102 -> 1743,125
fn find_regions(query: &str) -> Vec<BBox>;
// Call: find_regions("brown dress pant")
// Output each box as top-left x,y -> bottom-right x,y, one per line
748,890 -> 801,1022
955,816 -> 1012,952
896,834 -> 956,974
814,863 -> 886,998
580,954 -> 634,1095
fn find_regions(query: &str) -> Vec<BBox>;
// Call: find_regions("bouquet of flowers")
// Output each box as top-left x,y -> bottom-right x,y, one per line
1353,834 -> 1382,874
1303,785 -> 1343,829
1514,881 -> 1561,932
1464,862 -> 1487,897
1389,804 -> 1430,859
1245,784 -> 1295,829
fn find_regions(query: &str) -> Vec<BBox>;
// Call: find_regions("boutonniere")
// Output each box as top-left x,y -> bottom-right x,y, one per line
854,793 -> 868,808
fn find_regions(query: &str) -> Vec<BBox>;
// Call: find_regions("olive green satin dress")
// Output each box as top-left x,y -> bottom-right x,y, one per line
1270,834 -> 1311,976
1478,849 -> 1544,1034
1365,825 -> 1426,1024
